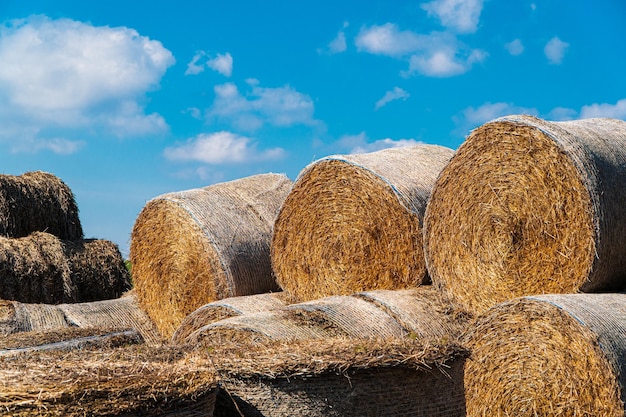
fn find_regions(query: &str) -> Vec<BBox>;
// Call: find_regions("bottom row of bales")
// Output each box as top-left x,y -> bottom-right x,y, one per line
1,291 -> 624,416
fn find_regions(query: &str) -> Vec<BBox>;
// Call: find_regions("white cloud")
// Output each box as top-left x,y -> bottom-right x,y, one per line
544,36 -> 569,64
164,131 -> 285,164
185,51 -> 233,77
355,24 -> 424,56
207,82 -> 319,131
336,132 -> 421,154
548,107 -> 578,121
0,15 -> 174,153
375,87 -> 409,110
324,22 -> 349,54
580,99 -> 626,119
505,39 -> 524,56
356,25 -> 486,77
421,0 -> 484,34
207,52 -> 233,77
455,102 -> 539,133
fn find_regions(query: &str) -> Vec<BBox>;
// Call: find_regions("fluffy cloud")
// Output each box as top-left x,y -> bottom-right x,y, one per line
0,15 -> 174,153
375,87 -> 409,110
337,132 -> 422,154
421,0 -> 484,34
207,81 -> 319,131
356,25 -> 486,77
164,131 -> 285,164
505,39 -> 524,56
455,102 -> 539,133
323,22 -> 349,54
580,99 -> 626,119
186,51 -> 233,76
544,37 -> 569,64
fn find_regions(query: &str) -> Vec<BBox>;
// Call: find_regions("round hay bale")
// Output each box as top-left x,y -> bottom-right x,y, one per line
0,171 -> 83,240
0,232 -> 76,304
272,144 -> 454,302
131,173 -> 293,339
0,301 -> 67,335
462,293 -> 626,416
209,338 -> 467,417
63,238 -> 132,302
171,291 -> 287,345
424,115 -> 626,315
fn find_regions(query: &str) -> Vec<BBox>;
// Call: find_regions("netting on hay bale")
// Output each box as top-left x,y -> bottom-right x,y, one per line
0,293 -> 162,351
131,173 -> 293,339
424,115 -> 626,315
462,293 -> 626,416
271,144 -> 454,302
171,291 -> 287,345
0,232 -> 131,304
207,337 -> 468,417
0,345 -> 218,416
186,287 -> 468,346
0,171 -> 83,240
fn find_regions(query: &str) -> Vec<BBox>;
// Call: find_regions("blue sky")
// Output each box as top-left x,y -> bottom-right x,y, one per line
0,0 -> 624,257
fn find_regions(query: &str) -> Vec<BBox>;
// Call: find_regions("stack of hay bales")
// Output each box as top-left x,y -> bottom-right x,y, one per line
272,145 -> 454,302
130,173 -> 293,339
0,172 -> 131,304
424,115 -> 626,315
0,344 -> 218,416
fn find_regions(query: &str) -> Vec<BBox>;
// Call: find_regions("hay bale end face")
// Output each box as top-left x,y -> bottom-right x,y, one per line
424,115 -> 626,315
131,173 -> 293,339
272,145 -> 454,302
0,171 -> 83,240
462,293 -> 626,416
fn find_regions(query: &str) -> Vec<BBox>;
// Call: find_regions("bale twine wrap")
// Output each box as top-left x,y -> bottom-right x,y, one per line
0,171 -> 83,240
462,293 -> 626,416
0,294 -> 161,348
187,288 -> 466,346
131,173 -> 292,339
424,115 -> 626,315
0,232 -> 131,304
171,292 -> 287,345
272,145 -> 454,302
208,338 -> 467,417
0,345 -> 218,416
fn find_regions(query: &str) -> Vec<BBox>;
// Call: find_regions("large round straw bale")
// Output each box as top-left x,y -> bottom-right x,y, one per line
424,115 -> 626,315
63,238 -> 132,302
0,171 -> 83,240
171,291 -> 287,345
0,232 -> 76,304
209,338 -> 467,417
462,293 -> 626,416
131,173 -> 293,338
272,145 -> 454,302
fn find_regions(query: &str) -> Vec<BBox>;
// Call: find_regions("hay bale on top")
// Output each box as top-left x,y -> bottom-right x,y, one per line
272,144 -> 454,302
63,238 -> 132,302
171,291 -> 287,345
131,173 -> 293,339
462,293 -> 626,416
424,115 -> 626,315
208,337 -> 467,417
0,232 -> 131,304
0,171 -> 83,240
0,345 -> 217,416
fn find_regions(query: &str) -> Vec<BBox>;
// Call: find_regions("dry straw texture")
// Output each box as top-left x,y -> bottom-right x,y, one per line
207,337 -> 468,417
462,293 -> 626,416
0,345 -> 217,416
0,293 -> 161,348
187,287 -> 467,346
272,145 -> 454,302
0,232 -> 131,304
171,291 -> 287,345
131,173 -> 292,339
424,115 -> 626,315
0,171 -> 83,240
